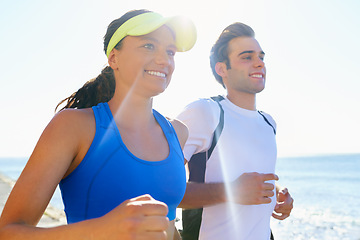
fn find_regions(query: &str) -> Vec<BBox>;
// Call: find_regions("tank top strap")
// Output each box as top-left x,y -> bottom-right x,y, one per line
152,109 -> 184,160
92,102 -> 115,130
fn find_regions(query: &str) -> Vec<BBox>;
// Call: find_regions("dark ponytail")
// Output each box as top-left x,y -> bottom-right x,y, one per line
56,66 -> 115,111
55,9 -> 151,112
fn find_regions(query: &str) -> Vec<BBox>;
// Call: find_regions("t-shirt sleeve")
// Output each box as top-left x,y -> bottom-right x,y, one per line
176,99 -> 220,162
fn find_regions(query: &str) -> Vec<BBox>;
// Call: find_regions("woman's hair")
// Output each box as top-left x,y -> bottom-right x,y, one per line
56,9 -> 151,112
209,22 -> 255,88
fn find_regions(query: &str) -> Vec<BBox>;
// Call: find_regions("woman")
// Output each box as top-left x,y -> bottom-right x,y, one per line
0,9 -> 196,240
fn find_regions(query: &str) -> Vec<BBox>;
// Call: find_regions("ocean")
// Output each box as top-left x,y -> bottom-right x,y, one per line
271,154 -> 360,240
0,154 -> 359,239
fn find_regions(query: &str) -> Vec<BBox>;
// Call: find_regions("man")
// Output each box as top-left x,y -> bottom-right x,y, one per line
177,23 -> 294,240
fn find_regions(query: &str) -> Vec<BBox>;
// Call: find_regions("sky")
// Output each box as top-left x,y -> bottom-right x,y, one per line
0,0 -> 359,158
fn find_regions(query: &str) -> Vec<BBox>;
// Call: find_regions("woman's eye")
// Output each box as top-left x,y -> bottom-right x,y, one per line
167,50 -> 176,56
144,43 -> 154,50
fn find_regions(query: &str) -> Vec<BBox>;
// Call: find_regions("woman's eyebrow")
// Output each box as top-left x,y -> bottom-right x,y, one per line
139,36 -> 177,49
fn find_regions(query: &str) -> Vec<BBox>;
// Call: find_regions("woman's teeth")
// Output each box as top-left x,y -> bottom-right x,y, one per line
146,71 -> 166,78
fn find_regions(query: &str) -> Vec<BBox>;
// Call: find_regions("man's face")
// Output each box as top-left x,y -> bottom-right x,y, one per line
222,37 -> 266,95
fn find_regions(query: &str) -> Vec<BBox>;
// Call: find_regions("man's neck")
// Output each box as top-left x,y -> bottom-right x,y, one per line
226,91 -> 257,111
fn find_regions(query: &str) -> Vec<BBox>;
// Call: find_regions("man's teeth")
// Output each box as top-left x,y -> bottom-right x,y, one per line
147,71 -> 166,78
251,74 -> 263,78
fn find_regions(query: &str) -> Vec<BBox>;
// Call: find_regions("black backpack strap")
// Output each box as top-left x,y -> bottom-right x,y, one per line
187,95 -> 225,182
182,96 -> 225,240
208,95 -> 225,158
258,111 -> 276,135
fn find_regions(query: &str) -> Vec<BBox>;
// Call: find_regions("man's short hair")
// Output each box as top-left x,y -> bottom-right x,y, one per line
209,23 -> 255,88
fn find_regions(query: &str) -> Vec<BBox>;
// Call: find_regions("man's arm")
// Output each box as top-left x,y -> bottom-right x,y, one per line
178,182 -> 225,209
179,172 -> 279,209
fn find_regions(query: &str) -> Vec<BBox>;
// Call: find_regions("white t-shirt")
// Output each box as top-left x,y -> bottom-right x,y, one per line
177,96 -> 277,240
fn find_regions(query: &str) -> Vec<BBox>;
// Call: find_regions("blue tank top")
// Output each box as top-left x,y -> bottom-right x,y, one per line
59,102 -> 186,223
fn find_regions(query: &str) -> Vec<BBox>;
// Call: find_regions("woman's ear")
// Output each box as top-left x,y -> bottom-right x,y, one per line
215,62 -> 227,78
108,50 -> 118,70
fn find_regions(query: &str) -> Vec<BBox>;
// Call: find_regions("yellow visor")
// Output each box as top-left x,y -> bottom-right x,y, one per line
106,12 -> 197,57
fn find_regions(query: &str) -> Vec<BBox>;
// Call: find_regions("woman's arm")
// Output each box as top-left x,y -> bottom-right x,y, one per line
0,109 -> 170,240
0,109 -> 89,238
1,194 -> 169,240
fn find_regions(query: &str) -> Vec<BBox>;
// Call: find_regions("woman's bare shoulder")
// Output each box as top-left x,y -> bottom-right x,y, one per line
43,108 -> 95,148
51,108 -> 94,129
54,108 -> 94,120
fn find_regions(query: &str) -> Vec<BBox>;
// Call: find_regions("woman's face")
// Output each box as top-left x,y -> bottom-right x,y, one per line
110,25 -> 177,97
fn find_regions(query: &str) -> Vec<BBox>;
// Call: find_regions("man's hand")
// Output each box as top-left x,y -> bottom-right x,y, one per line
229,172 -> 279,205
272,187 -> 293,220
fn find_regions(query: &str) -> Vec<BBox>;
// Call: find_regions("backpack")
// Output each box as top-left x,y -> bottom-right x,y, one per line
181,95 -> 276,240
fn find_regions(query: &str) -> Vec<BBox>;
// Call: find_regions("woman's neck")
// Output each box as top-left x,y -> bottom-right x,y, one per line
108,92 -> 154,129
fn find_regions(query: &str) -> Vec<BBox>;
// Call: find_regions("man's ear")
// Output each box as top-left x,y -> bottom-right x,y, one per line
107,50 -> 118,70
215,62 -> 227,78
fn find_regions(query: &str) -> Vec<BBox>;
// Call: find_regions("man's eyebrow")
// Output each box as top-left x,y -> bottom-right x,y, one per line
238,50 -> 266,56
